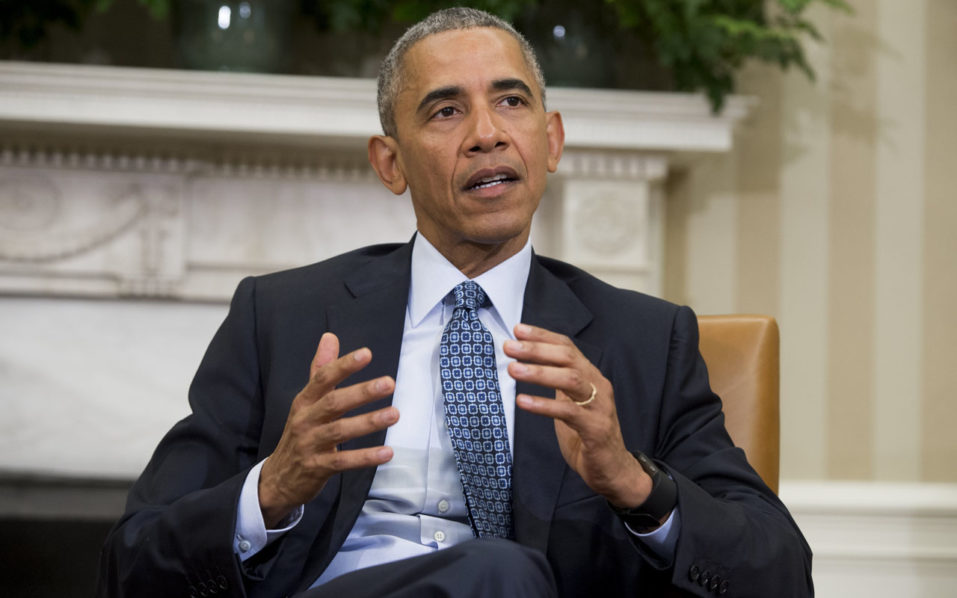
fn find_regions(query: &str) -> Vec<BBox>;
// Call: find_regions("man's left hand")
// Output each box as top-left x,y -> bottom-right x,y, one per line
505,323 -> 651,510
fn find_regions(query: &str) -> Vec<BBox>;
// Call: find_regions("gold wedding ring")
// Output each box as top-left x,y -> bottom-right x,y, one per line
573,382 -> 597,406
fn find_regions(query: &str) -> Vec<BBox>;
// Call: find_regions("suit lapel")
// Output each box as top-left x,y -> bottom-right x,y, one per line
296,242 -> 412,591
513,255 -> 601,553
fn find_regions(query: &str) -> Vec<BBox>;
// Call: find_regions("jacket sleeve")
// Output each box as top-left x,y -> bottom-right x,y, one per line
655,306 -> 813,597
97,277 -> 277,598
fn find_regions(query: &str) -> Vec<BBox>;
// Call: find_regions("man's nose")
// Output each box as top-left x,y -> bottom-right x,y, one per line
465,106 -> 508,154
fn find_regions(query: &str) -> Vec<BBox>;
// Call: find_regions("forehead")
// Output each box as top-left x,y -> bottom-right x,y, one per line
397,27 -> 537,106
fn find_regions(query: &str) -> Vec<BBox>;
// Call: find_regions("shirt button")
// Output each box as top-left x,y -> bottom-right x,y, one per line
433,530 -> 446,543
238,539 -> 252,553
437,499 -> 450,513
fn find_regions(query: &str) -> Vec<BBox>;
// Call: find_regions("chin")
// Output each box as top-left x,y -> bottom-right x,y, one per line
467,207 -> 535,237
465,223 -> 530,249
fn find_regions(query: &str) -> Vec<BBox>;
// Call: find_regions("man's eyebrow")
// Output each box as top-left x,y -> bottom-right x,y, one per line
491,78 -> 534,97
415,79 -> 536,115
416,85 -> 464,114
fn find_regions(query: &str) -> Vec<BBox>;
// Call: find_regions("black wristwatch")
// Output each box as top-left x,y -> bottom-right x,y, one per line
611,451 -> 677,531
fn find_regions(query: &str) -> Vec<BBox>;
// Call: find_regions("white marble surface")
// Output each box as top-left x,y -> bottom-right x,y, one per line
0,61 -> 752,152
0,297 -> 226,478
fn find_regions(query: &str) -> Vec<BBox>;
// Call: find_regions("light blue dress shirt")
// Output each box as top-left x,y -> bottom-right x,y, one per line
232,235 -> 679,587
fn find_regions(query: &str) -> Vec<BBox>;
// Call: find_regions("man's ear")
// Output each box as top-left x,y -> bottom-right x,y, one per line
544,111 -> 565,173
368,135 -> 408,195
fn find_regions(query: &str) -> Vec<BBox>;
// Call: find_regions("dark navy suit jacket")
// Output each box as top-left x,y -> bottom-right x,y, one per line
98,241 -> 813,597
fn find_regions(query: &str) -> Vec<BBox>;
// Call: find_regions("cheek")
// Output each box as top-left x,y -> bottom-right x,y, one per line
418,147 -> 457,185
515,126 -> 550,167
407,159 -> 445,192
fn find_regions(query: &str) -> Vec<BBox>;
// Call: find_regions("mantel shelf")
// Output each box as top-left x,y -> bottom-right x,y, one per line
0,61 -> 753,153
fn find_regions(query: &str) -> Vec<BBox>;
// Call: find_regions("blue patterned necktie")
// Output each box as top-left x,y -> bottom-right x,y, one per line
440,281 -> 514,539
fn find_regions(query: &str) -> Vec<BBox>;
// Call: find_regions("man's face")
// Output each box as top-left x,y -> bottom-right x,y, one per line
370,27 -> 564,265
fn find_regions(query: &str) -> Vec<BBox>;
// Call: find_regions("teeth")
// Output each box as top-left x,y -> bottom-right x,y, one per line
472,173 -> 510,189
475,180 -> 504,189
479,174 -> 508,183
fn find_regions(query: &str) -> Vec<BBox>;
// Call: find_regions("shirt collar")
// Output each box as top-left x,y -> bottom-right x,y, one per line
409,234 -> 532,335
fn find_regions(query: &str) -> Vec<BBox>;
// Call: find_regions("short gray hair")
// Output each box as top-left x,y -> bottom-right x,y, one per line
376,7 -> 546,138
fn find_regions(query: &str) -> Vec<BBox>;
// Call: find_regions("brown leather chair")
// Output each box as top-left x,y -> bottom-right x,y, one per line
696,315 -> 780,493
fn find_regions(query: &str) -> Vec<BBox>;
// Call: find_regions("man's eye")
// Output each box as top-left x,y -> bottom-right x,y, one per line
435,106 -> 457,118
502,96 -> 524,107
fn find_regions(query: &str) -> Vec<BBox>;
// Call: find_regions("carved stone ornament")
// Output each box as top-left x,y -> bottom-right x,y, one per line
0,175 -> 147,263
0,174 -> 61,231
572,193 -> 643,255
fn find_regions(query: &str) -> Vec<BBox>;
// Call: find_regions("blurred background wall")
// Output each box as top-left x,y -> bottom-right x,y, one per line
663,0 -> 956,485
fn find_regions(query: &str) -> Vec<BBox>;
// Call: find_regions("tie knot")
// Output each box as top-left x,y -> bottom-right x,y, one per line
452,280 -> 488,311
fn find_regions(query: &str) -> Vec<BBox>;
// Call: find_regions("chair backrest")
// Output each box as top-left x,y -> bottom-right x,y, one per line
696,315 -> 780,494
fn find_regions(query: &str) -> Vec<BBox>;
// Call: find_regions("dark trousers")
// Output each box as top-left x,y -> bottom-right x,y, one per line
298,538 -> 558,598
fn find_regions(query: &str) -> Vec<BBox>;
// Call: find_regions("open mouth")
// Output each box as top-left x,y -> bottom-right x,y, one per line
469,173 -> 514,190
464,168 -> 519,191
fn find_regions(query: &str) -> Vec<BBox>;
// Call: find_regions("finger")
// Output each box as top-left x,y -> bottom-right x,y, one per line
504,338 -> 581,368
310,332 -> 340,378
507,361 -> 593,402
309,375 -> 396,421
310,405 -> 400,449
515,392 -> 585,425
513,323 -> 576,347
316,445 -> 395,474
299,346 -> 374,403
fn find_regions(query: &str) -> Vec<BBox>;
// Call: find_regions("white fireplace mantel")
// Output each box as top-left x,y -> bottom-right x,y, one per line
0,61 -> 752,303
0,61 -> 751,152
0,61 -> 751,481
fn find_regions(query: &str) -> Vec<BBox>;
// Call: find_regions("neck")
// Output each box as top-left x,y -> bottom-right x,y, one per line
419,231 -> 528,278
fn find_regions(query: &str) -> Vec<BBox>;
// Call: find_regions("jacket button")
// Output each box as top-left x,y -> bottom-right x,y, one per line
689,565 -> 700,581
719,580 -> 730,595
709,575 -> 721,592
700,570 -> 712,586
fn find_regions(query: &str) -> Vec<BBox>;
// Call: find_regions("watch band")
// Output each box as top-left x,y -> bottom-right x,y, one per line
611,451 -> 677,530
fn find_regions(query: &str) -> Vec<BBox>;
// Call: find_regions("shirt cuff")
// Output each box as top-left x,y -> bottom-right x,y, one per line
233,459 -> 304,562
625,505 -> 681,561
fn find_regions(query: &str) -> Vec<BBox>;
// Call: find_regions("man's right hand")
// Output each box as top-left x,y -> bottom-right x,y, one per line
258,332 -> 398,528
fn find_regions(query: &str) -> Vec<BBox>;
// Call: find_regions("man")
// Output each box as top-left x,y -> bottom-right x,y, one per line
98,8 -> 812,598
